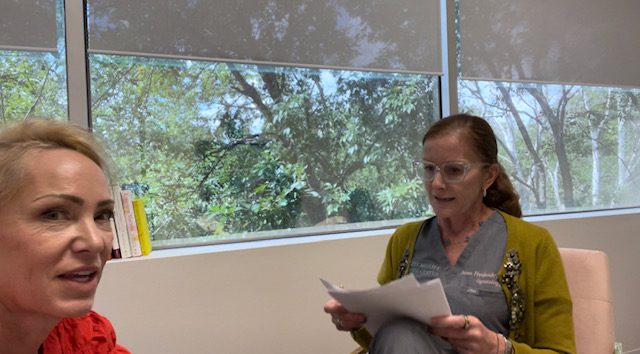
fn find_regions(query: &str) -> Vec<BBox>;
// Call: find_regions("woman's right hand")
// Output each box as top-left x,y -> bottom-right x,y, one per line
323,298 -> 367,331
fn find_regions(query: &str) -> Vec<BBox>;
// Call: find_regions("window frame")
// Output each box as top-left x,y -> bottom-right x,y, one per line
54,0 -> 639,250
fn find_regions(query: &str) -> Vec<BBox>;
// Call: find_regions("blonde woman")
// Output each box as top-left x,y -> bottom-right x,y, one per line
0,119 -> 129,353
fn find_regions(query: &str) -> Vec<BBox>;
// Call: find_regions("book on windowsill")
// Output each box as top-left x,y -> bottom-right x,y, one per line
119,189 -> 142,257
109,217 -> 122,259
132,198 -> 152,256
111,185 -> 132,258
321,274 -> 451,336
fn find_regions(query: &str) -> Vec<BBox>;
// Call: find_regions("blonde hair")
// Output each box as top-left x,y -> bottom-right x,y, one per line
0,118 -> 111,205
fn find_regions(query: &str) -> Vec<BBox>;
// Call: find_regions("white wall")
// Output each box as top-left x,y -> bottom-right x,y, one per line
94,211 -> 640,354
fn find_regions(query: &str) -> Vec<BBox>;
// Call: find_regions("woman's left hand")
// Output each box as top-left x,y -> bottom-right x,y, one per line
429,314 -> 500,354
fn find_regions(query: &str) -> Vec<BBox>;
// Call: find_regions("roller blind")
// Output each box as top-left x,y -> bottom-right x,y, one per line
87,0 -> 442,74
460,0 -> 640,88
0,0 -> 57,52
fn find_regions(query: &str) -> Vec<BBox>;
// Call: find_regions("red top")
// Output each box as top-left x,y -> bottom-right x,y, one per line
41,311 -> 130,354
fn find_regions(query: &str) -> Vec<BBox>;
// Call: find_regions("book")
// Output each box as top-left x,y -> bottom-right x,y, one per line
111,185 -> 132,258
132,198 -> 152,256
109,217 -> 122,259
120,189 -> 142,257
321,274 -> 451,335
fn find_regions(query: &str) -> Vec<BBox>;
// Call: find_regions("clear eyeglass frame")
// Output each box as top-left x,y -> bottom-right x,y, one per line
412,160 -> 490,183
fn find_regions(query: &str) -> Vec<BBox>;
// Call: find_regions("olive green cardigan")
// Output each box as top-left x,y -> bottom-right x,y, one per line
351,210 -> 576,354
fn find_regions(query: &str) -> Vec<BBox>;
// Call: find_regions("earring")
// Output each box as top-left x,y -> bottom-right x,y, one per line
482,188 -> 487,198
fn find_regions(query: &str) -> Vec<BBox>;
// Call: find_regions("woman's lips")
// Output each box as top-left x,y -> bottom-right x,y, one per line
59,270 -> 98,283
434,195 -> 455,202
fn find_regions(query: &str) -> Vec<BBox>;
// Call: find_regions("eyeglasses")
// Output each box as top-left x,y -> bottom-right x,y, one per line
413,160 -> 489,183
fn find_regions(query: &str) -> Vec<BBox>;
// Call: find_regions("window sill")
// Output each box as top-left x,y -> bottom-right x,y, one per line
108,207 -> 640,263
108,227 -> 393,263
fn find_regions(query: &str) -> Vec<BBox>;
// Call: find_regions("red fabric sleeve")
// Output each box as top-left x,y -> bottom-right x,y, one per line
42,311 -> 131,354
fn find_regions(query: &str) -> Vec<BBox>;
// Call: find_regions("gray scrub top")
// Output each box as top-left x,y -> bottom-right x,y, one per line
410,211 -> 509,335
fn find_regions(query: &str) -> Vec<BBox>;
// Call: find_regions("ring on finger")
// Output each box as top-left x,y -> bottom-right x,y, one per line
462,314 -> 470,330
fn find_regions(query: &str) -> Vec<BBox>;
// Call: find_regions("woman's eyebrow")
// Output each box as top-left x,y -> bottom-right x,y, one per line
32,195 -> 114,208
32,194 -> 84,205
97,199 -> 115,208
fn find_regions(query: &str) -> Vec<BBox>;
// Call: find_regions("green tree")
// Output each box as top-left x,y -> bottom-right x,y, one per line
90,57 -> 437,241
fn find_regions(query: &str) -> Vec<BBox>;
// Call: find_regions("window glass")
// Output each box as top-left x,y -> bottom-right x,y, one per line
0,51 -> 67,123
459,80 -> 640,214
90,54 -> 439,245
0,0 -> 67,124
0,0 -> 57,50
459,0 -> 640,88
87,0 -> 442,74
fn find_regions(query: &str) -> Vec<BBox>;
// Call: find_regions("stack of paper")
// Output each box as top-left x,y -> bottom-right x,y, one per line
321,274 -> 451,335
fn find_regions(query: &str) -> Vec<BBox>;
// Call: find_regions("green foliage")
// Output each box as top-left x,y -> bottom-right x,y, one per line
85,57 -> 439,240
4,48 -> 640,243
0,52 -> 67,122
376,178 -> 429,219
460,81 -> 640,213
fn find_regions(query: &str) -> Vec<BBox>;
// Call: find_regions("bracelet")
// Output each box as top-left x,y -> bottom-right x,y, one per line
502,334 -> 514,354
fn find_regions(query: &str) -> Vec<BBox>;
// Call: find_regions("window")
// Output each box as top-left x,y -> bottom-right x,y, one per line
86,0 -> 442,245
0,0 -> 67,123
459,81 -> 640,214
89,55 -> 439,243
1,0 -> 638,248
456,0 -> 640,215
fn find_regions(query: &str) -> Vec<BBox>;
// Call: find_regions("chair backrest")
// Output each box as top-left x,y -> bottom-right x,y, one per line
559,248 -> 615,354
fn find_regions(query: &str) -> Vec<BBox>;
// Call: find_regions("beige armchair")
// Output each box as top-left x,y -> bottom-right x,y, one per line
559,248 -> 615,354
348,248 -> 616,354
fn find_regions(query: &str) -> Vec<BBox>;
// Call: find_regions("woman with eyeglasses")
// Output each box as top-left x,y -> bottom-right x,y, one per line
324,114 -> 575,354
0,119 -> 129,353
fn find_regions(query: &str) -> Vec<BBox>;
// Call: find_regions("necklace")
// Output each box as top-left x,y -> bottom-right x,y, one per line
442,236 -> 471,247
441,220 -> 484,247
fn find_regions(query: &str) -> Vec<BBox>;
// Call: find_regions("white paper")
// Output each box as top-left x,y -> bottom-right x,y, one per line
321,274 -> 452,335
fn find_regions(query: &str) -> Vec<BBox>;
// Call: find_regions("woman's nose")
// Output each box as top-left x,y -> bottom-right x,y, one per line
72,218 -> 108,254
431,168 -> 446,187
